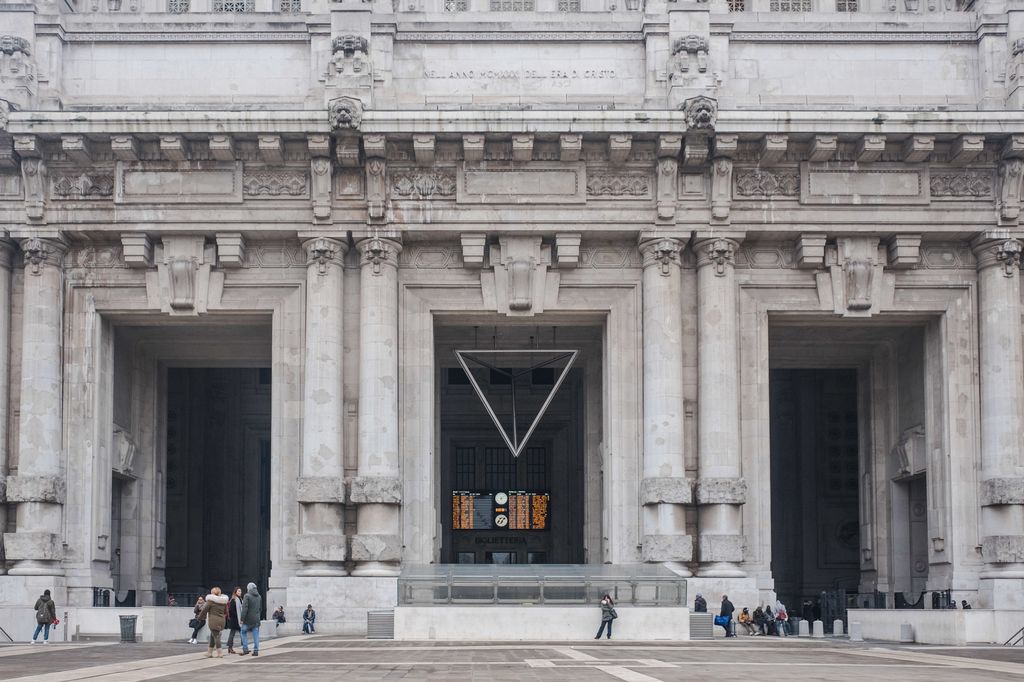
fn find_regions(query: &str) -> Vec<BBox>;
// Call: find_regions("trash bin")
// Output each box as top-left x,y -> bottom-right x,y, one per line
119,615 -> 138,643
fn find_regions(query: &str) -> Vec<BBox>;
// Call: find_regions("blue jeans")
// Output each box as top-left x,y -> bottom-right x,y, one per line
32,623 -> 51,641
595,620 -> 613,638
240,624 -> 260,652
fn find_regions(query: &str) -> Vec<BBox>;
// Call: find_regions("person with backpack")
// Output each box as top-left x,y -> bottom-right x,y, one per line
31,590 -> 57,644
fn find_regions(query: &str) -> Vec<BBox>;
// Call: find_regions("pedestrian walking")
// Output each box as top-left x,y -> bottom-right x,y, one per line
31,590 -> 57,644
225,586 -> 243,654
693,593 -> 707,612
188,595 -> 206,644
239,582 -> 262,657
775,600 -> 790,636
200,587 -> 229,658
302,604 -> 317,634
594,594 -> 616,640
718,595 -> 736,638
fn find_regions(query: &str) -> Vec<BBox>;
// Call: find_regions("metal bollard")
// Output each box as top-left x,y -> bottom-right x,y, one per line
833,619 -> 844,636
799,619 -> 810,637
812,620 -> 825,638
849,621 -> 863,642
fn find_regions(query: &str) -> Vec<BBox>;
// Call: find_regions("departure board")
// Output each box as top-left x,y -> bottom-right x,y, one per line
452,490 -> 549,530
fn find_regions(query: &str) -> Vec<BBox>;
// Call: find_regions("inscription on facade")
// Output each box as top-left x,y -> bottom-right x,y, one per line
458,163 -> 586,204
115,161 -> 242,204
800,163 -> 929,205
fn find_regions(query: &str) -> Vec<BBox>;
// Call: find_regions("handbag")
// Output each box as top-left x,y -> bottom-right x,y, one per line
610,608 -> 618,620
713,615 -> 729,626
188,618 -> 201,629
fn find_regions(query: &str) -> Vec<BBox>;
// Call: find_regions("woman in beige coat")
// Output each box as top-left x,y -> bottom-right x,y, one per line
199,587 -> 230,658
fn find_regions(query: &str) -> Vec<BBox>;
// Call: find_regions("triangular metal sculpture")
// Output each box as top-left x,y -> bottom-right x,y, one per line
454,349 -> 578,458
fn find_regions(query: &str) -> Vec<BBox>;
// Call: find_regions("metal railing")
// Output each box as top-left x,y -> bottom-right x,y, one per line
398,564 -> 687,606
1005,625 -> 1024,646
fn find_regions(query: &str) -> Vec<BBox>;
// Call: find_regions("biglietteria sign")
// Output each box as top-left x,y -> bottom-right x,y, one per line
454,349 -> 578,458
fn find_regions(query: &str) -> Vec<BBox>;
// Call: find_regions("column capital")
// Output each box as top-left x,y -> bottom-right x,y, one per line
18,236 -> 68,275
972,233 -> 1023,276
694,236 -> 740,275
302,236 -> 348,274
356,236 -> 403,274
639,237 -> 684,275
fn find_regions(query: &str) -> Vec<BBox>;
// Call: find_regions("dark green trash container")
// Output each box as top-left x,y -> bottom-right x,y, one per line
119,615 -> 138,643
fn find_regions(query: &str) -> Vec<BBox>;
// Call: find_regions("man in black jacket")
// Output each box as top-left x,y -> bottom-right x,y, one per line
694,593 -> 707,612
720,595 -> 736,638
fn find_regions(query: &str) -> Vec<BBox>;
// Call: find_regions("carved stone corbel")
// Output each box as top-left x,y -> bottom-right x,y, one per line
710,156 -> 733,224
828,237 -> 882,316
366,156 -> 387,222
20,157 -> 45,221
656,156 -> 678,223
155,235 -> 212,315
486,235 -> 554,316
998,158 -> 1024,226
311,155 -> 333,222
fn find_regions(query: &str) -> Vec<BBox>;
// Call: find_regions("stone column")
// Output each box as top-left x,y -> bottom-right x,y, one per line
973,234 -> 1024,602
694,236 -> 746,578
352,236 -> 403,577
0,241 -> 15,575
5,237 -> 68,576
294,237 -> 349,576
639,238 -> 693,575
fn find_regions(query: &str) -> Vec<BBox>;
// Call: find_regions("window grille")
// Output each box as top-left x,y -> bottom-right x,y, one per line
836,0 -> 857,9
445,0 -> 468,9
728,0 -> 745,9
455,447 -> 476,491
280,0 -> 302,12
769,0 -> 811,10
167,0 -> 190,12
558,0 -> 580,10
213,0 -> 254,11
490,0 -> 535,10
484,447 -> 516,490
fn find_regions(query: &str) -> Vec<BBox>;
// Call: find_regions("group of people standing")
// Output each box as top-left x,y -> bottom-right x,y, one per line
188,582 -> 263,657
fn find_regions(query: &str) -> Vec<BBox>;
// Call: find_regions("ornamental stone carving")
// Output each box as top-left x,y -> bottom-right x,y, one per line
0,99 -> 8,132
640,238 -> 682,276
586,172 -> 652,198
998,159 -> 1024,225
844,259 -> 874,310
710,157 -> 733,223
390,169 -> 456,199
303,237 -> 345,275
329,96 -> 363,131
681,95 -> 717,132
696,238 -> 736,276
671,34 -> 708,74
21,157 -> 45,220
330,35 -> 370,77
366,157 -> 387,221
20,236 -> 63,274
997,238 -> 1023,276
358,236 -> 399,275
243,171 -> 308,197
929,170 -> 994,197
52,173 -> 115,199
311,156 -> 332,221
734,169 -> 799,197
0,36 -> 30,56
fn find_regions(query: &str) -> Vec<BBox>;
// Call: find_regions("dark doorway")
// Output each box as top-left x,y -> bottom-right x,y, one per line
164,367 -> 271,611
440,361 -> 585,564
770,368 -> 861,609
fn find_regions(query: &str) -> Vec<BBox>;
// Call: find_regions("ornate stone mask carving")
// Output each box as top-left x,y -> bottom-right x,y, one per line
681,96 -> 717,132
329,97 -> 363,131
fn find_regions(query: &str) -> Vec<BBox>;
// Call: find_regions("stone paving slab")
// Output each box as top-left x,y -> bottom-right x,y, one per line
4,637 -> 1024,681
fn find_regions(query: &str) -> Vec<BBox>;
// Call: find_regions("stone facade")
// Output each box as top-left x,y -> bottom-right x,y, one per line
1,0 -> 1024,635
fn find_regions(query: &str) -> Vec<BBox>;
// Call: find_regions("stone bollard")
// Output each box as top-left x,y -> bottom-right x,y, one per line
799,619 -> 810,637
899,623 -> 914,643
849,621 -> 863,642
812,620 -> 825,638
833,619 -> 844,636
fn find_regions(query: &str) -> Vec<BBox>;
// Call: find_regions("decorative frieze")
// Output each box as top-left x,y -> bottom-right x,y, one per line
390,169 -> 457,199
242,170 -> 308,197
930,170 -> 994,197
586,171 -> 652,198
734,169 -> 799,198
51,173 -> 114,199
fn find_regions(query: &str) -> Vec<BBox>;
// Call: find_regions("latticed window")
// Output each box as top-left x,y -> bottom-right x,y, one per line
280,0 -> 301,12
213,0 -> 254,11
836,0 -> 857,9
558,0 -> 580,10
770,0 -> 811,9
490,0 -> 535,10
445,0 -> 468,9
728,0 -> 744,9
167,0 -> 189,12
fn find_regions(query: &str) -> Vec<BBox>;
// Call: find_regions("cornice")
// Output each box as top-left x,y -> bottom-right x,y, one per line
10,110 -> 1024,137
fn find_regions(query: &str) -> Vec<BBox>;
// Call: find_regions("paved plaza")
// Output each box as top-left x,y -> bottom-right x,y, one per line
1,636 -> 1023,681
